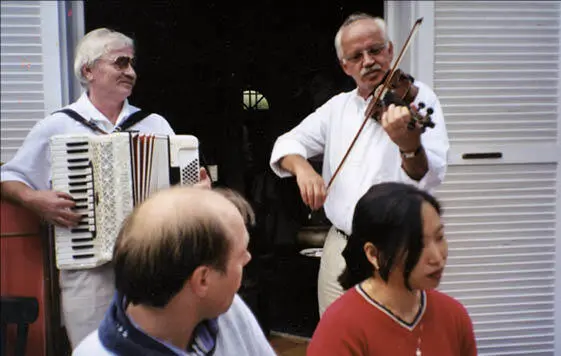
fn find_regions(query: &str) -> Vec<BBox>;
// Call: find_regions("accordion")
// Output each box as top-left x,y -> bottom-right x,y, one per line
50,132 -> 200,270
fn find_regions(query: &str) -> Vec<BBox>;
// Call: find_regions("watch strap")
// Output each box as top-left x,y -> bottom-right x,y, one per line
400,145 -> 423,158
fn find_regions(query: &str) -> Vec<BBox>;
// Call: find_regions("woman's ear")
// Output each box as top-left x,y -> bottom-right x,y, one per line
363,242 -> 380,270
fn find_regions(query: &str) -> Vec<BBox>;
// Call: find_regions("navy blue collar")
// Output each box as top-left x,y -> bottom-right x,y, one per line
98,293 -> 219,355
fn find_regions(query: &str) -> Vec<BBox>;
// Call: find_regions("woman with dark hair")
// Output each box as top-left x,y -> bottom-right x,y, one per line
307,182 -> 477,356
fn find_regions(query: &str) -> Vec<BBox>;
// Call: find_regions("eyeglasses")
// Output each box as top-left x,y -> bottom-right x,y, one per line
344,43 -> 387,64
103,56 -> 136,70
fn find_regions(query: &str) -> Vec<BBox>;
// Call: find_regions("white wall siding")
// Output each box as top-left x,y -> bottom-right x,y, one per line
433,1 -> 560,355
387,1 -> 560,354
438,164 -> 557,355
0,1 -> 63,163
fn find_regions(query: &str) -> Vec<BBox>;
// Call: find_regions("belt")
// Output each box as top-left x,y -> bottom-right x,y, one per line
336,228 -> 349,239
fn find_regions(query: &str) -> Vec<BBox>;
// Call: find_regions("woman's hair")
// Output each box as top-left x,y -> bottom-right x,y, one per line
338,182 -> 441,291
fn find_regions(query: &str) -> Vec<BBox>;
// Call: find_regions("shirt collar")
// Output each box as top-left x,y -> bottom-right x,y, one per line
122,296 -> 219,356
351,88 -> 373,112
189,318 -> 219,355
76,92 -> 133,129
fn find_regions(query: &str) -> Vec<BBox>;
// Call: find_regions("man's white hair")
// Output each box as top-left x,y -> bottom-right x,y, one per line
74,28 -> 134,88
334,13 -> 389,60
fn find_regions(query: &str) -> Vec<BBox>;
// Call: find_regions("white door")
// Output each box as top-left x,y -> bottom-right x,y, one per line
0,1 -> 66,164
387,1 -> 561,355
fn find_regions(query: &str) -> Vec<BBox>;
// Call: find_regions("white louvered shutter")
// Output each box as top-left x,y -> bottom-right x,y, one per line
431,1 -> 560,355
0,1 -> 63,164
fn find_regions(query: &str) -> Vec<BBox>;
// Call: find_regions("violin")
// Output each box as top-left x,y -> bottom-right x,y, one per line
369,68 -> 435,132
327,18 -> 429,190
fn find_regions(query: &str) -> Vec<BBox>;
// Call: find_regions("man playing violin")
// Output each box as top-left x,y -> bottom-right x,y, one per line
269,12 -> 449,315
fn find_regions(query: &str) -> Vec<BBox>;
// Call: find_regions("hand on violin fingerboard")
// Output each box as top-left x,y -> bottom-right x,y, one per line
380,103 -> 422,152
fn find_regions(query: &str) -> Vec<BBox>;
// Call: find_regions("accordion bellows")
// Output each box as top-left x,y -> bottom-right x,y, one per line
50,133 -> 200,270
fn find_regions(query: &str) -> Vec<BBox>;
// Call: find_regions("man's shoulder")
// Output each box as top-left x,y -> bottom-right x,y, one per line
414,80 -> 429,88
144,112 -> 168,122
127,106 -> 173,134
127,105 -> 165,121
325,90 -> 356,106
414,80 -> 438,98
222,294 -> 252,318
72,330 -> 115,356
214,295 -> 276,355
41,106 -> 80,124
19,108 -> 79,139
129,110 -> 168,124
217,295 -> 262,335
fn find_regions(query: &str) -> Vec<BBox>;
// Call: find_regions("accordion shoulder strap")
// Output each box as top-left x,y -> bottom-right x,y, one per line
114,110 -> 152,132
53,108 -> 108,134
52,109 -> 153,134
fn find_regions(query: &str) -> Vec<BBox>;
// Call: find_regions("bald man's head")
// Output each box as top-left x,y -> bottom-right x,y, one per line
113,186 -> 249,308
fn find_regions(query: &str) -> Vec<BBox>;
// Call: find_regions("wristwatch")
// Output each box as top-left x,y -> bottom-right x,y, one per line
400,145 -> 423,159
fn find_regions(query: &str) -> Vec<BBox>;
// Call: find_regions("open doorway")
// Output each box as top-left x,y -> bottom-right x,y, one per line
85,0 -> 383,338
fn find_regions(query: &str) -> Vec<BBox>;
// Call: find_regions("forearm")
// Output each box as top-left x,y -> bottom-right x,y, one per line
279,154 -> 315,176
0,181 -> 35,206
400,146 -> 429,181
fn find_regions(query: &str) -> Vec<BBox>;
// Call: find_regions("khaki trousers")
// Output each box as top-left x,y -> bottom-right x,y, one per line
317,226 -> 347,316
59,263 -> 114,349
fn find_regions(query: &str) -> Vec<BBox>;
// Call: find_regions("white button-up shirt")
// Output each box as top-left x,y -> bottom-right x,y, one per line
1,92 -> 174,191
270,81 -> 449,235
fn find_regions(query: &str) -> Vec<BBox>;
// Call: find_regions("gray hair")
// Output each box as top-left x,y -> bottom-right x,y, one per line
74,28 -> 134,88
334,13 -> 389,60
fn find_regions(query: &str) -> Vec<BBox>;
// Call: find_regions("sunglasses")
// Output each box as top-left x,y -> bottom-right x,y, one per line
105,56 -> 136,70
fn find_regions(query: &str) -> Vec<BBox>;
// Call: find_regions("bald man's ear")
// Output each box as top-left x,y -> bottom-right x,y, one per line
189,265 -> 211,297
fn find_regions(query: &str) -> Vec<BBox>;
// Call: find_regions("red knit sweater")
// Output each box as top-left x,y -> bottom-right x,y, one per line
307,286 -> 477,356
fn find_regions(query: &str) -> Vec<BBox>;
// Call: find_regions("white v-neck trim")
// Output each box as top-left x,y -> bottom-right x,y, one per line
355,284 -> 426,332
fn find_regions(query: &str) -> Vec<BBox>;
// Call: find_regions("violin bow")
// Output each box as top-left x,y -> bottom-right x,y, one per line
326,18 -> 424,191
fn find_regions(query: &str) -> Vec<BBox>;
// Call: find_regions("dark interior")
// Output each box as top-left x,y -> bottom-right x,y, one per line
85,0 -> 383,337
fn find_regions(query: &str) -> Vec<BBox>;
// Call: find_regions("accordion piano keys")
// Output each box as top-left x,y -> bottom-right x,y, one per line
50,135 -> 98,269
50,133 -> 200,270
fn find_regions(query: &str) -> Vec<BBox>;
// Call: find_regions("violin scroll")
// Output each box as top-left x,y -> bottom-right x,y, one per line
408,101 -> 435,132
